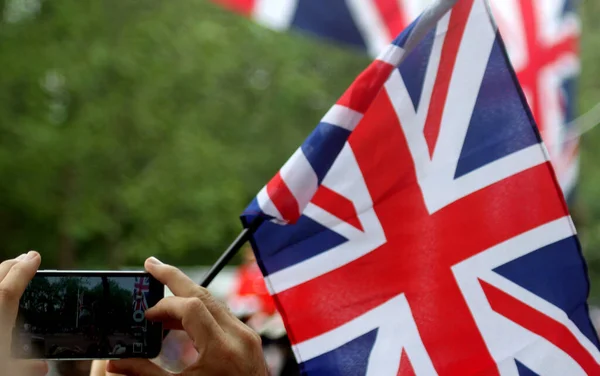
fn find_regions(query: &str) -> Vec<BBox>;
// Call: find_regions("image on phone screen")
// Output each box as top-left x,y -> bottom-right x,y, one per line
12,272 -> 163,359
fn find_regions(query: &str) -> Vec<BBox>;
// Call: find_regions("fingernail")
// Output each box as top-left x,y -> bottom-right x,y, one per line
16,253 -> 26,261
25,251 -> 37,260
148,257 -> 163,265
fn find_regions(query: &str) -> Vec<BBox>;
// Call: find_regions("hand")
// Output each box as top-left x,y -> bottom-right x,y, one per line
90,360 -> 120,376
0,251 -> 48,376
106,257 -> 268,376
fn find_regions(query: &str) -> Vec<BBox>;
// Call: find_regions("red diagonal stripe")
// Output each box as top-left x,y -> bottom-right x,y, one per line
338,60 -> 396,114
422,0 -> 474,157
374,0 -> 407,41
266,172 -> 300,222
481,279 -> 600,374
312,186 -> 364,232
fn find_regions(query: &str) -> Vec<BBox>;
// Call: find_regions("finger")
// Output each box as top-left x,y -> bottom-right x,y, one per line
145,296 -> 224,346
89,360 -> 108,376
0,252 -> 41,323
0,254 -> 26,283
145,257 -> 201,298
91,360 -> 123,376
145,258 -> 234,324
14,360 -> 48,376
107,359 -> 169,376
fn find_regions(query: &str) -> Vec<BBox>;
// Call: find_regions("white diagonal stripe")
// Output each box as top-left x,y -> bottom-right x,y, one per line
321,104 -> 364,131
346,0 -> 392,57
279,148 -> 319,215
257,186 -> 283,220
376,44 -> 405,66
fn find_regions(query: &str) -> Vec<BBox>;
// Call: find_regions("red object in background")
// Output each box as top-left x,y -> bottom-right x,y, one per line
211,0 -> 254,16
235,261 -> 277,316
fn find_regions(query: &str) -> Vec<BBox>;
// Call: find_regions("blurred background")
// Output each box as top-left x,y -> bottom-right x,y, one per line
1,0 -> 600,375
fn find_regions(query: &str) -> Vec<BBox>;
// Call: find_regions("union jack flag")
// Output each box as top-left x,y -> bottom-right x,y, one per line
213,0 -> 580,200
133,276 -> 150,312
242,0 -> 599,374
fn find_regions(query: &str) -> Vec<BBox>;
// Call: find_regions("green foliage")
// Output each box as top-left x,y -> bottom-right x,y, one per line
575,0 -> 600,300
0,0 -> 369,267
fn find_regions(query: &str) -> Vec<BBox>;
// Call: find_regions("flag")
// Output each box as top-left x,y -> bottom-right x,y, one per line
133,276 -> 150,312
213,0 -> 580,200
242,0 -> 600,374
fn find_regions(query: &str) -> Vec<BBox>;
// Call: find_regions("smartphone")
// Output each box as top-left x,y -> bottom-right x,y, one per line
12,271 -> 164,360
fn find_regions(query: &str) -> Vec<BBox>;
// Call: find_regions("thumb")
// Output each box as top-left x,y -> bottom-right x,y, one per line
106,359 -> 169,376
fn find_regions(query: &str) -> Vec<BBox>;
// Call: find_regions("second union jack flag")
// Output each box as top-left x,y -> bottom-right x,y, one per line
242,0 -> 599,374
133,276 -> 150,312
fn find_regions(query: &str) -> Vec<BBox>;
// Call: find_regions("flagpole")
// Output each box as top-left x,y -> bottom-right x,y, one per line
200,216 -> 265,288
162,216 -> 264,339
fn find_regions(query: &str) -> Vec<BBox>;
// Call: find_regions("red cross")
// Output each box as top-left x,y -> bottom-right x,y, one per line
134,278 -> 149,293
274,2 -> 595,373
134,278 -> 149,309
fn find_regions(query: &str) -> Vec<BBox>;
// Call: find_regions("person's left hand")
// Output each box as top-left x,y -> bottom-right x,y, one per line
0,251 -> 48,376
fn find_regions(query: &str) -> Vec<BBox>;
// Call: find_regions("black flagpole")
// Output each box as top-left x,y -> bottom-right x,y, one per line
199,216 -> 264,287
162,216 -> 264,339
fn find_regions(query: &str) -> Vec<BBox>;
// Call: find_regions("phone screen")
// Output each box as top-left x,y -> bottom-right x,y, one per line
12,271 -> 164,359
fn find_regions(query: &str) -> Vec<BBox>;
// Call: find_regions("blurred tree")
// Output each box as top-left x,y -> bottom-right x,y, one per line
576,0 -> 600,301
0,0 -> 369,268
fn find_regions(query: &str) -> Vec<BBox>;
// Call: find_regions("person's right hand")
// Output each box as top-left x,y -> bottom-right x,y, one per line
106,257 -> 268,376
